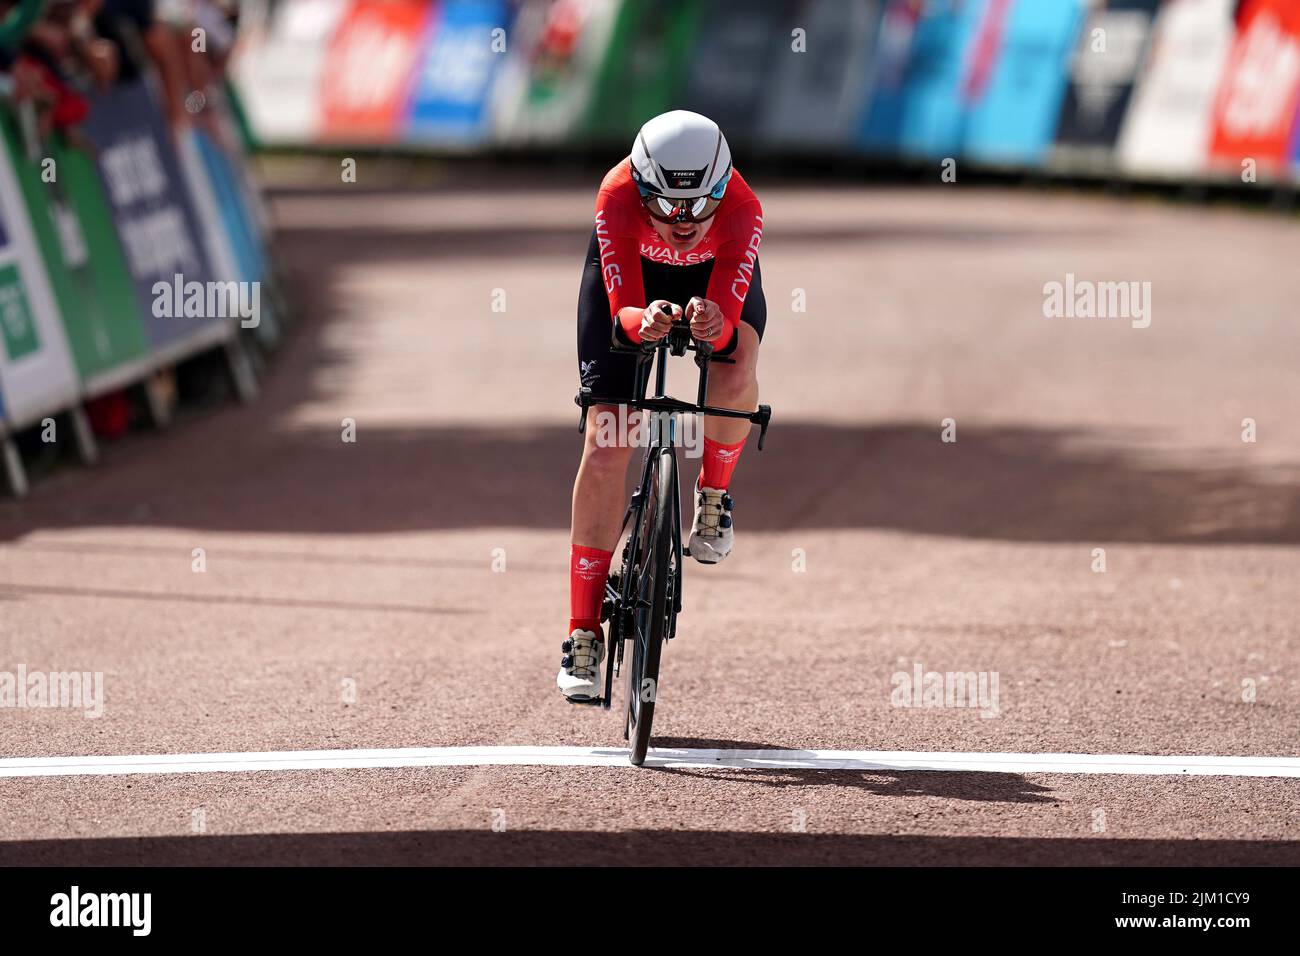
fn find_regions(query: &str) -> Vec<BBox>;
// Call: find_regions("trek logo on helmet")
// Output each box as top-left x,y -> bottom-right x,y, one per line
660,167 -> 706,191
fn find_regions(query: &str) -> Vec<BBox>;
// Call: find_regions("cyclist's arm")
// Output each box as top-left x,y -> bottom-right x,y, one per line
594,202 -> 651,343
705,202 -> 764,351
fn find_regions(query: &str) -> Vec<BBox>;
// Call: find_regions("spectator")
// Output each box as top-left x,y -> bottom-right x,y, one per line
93,0 -> 188,126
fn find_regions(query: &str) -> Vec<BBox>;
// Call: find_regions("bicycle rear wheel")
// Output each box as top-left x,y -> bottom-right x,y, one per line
626,446 -> 675,766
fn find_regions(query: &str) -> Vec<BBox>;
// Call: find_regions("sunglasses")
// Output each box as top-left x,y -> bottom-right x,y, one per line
635,168 -> 732,223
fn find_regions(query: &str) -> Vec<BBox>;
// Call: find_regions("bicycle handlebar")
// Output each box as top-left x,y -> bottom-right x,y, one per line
577,302 -> 771,449
611,303 -> 733,365
575,390 -> 772,450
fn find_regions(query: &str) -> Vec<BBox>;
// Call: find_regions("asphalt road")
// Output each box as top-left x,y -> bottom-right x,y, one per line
1,177 -> 1297,865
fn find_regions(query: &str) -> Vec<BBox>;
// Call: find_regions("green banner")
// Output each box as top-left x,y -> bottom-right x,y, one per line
0,262 -> 37,361
581,0 -> 704,142
0,261 -> 37,361
0,109 -> 148,384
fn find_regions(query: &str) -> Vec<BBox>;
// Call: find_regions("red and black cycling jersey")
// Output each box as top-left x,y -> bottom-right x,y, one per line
593,158 -> 764,351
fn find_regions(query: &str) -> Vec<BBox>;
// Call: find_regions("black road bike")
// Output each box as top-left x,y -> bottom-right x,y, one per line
575,308 -> 771,766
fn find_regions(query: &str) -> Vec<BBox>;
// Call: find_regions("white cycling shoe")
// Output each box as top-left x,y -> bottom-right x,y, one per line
687,483 -> 734,564
557,628 -> 605,703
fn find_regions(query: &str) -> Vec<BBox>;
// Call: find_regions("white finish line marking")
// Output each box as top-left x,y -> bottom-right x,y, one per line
1,746 -> 1298,779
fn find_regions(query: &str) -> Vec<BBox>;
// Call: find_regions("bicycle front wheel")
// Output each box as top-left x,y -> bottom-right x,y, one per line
626,445 -> 676,766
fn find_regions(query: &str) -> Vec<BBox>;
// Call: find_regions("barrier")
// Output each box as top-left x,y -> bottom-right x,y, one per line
488,0 -> 621,145
0,64 -> 281,495
405,0 -> 513,146
1208,0 -> 1300,179
580,0 -> 701,143
0,115 -> 78,435
227,0 -> 1300,189
675,0 -> 792,146
1052,0 -> 1160,171
1117,0 -> 1238,179
0,106 -> 150,392
758,0 -> 883,152
962,0 -> 1085,167
80,81 -> 231,360
319,0 -> 433,144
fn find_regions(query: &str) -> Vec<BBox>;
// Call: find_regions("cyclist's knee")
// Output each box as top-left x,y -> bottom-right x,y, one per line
582,419 -> 636,474
708,362 -> 757,405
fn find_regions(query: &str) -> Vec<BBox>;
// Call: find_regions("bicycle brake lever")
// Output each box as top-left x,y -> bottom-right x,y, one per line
755,404 -> 772,451
576,388 -> 591,433
639,302 -> 675,354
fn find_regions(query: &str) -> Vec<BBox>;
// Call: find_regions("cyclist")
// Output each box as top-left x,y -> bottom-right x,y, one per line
559,110 -> 766,701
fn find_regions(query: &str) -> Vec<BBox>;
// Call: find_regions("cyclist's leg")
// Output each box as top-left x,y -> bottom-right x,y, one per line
704,323 -> 760,444
683,259 -> 764,563
702,256 -> 765,482
569,231 -> 641,634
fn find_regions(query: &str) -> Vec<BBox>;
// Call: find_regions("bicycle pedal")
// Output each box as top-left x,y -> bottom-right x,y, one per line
565,695 -> 604,707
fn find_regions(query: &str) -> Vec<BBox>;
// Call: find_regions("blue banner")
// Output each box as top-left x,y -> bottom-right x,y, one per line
79,81 -> 224,348
903,0 -> 988,158
862,0 -> 988,157
962,0 -> 1085,165
405,0 -> 511,145
195,129 -> 267,286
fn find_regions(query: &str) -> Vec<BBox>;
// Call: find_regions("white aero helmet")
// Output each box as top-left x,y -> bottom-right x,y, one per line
630,110 -> 733,222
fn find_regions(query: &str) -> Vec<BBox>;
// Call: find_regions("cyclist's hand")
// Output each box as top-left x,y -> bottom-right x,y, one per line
685,296 -> 724,342
640,300 -> 679,341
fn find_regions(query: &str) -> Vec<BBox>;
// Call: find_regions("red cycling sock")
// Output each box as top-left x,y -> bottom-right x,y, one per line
569,545 -> 612,635
700,436 -> 747,490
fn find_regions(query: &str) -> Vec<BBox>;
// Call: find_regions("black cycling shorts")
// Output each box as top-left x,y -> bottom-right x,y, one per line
576,228 -> 766,403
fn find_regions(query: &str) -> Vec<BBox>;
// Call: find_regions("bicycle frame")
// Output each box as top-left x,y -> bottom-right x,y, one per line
574,319 -> 772,710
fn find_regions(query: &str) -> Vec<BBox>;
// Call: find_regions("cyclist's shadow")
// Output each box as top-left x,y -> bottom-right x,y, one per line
644,737 -> 1057,804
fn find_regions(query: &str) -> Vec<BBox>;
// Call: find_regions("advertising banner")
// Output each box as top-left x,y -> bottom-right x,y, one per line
961,0 -> 1085,166
175,130 -> 238,293
582,0 -> 703,142
1207,0 -> 1300,175
405,0 -> 512,146
489,0 -> 622,145
0,111 -> 148,386
1053,0 -> 1160,165
677,0 -> 794,144
195,129 -> 281,348
231,0 -> 349,146
212,87 -> 276,247
319,0 -> 434,144
860,0 -> 927,152
1116,0 -> 1236,177
758,0 -> 885,151
175,125 -> 278,352
0,127 -> 78,428
80,81 -> 228,353
196,131 -> 267,286
895,0 -> 990,159
1293,100 -> 1300,169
